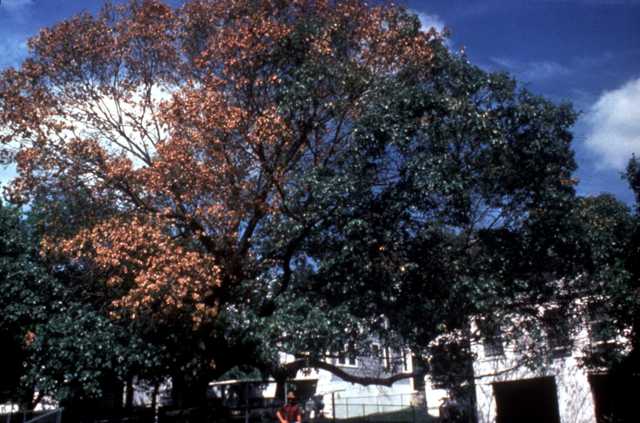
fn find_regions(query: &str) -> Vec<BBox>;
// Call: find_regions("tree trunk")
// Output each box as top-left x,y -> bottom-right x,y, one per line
18,385 -> 35,411
274,375 -> 287,403
171,374 -> 210,408
125,376 -> 134,409
151,383 -> 159,411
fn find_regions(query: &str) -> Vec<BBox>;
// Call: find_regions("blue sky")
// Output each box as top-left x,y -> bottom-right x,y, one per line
1,0 -> 639,204
408,0 -> 640,204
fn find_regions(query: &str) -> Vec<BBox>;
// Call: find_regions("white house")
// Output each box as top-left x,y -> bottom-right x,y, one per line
292,349 -> 418,419
469,301 -> 632,423
207,348 -> 420,420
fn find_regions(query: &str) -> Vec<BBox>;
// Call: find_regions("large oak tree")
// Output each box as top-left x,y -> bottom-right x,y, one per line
1,0 -> 580,404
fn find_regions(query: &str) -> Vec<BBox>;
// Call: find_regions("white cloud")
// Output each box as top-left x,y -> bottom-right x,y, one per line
1,0 -> 35,23
491,57 -> 571,81
584,77 -> 640,170
53,84 -> 174,169
0,163 -> 16,192
0,84 -> 172,197
523,61 -> 571,81
415,12 -> 445,34
2,0 -> 34,11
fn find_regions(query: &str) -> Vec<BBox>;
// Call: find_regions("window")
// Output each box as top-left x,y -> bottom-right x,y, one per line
370,343 -> 390,369
337,353 -> 357,366
412,356 -> 425,391
543,309 -> 572,358
400,349 -> 408,371
385,348 -> 409,372
384,346 -> 391,369
588,303 -> 615,344
335,345 -> 358,367
478,319 -> 504,357
371,343 -> 381,358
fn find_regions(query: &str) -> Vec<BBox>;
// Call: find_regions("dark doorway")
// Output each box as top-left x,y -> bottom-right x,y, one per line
589,373 -> 639,423
493,377 -> 561,423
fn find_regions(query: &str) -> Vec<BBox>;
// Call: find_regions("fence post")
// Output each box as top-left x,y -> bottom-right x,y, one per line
244,382 -> 249,423
331,392 -> 336,423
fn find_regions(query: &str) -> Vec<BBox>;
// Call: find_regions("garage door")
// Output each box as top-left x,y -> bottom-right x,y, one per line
493,377 -> 561,423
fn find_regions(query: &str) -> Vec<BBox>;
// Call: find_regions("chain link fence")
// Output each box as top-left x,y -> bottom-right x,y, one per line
330,403 -> 436,423
0,409 -> 62,423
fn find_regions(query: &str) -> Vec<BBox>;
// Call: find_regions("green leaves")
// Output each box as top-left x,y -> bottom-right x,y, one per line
24,302 -> 160,401
1,202 -> 163,403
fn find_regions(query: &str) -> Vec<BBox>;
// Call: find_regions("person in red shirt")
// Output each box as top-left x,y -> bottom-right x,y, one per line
277,391 -> 302,423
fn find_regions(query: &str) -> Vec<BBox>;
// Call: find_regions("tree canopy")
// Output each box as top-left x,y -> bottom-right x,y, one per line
0,0 -> 592,403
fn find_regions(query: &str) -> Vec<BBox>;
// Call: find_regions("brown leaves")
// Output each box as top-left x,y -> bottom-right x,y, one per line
44,216 -> 221,327
1,0 -> 439,328
112,0 -> 179,84
0,67 -> 56,144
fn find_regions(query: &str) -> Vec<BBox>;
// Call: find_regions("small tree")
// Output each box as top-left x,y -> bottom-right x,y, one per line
0,201 -> 160,406
0,202 -> 42,408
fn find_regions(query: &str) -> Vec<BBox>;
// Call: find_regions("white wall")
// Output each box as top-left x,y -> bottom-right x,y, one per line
472,324 -> 597,423
422,375 -> 448,417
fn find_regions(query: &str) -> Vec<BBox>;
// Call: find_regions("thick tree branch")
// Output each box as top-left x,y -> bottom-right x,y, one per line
283,359 -> 415,387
